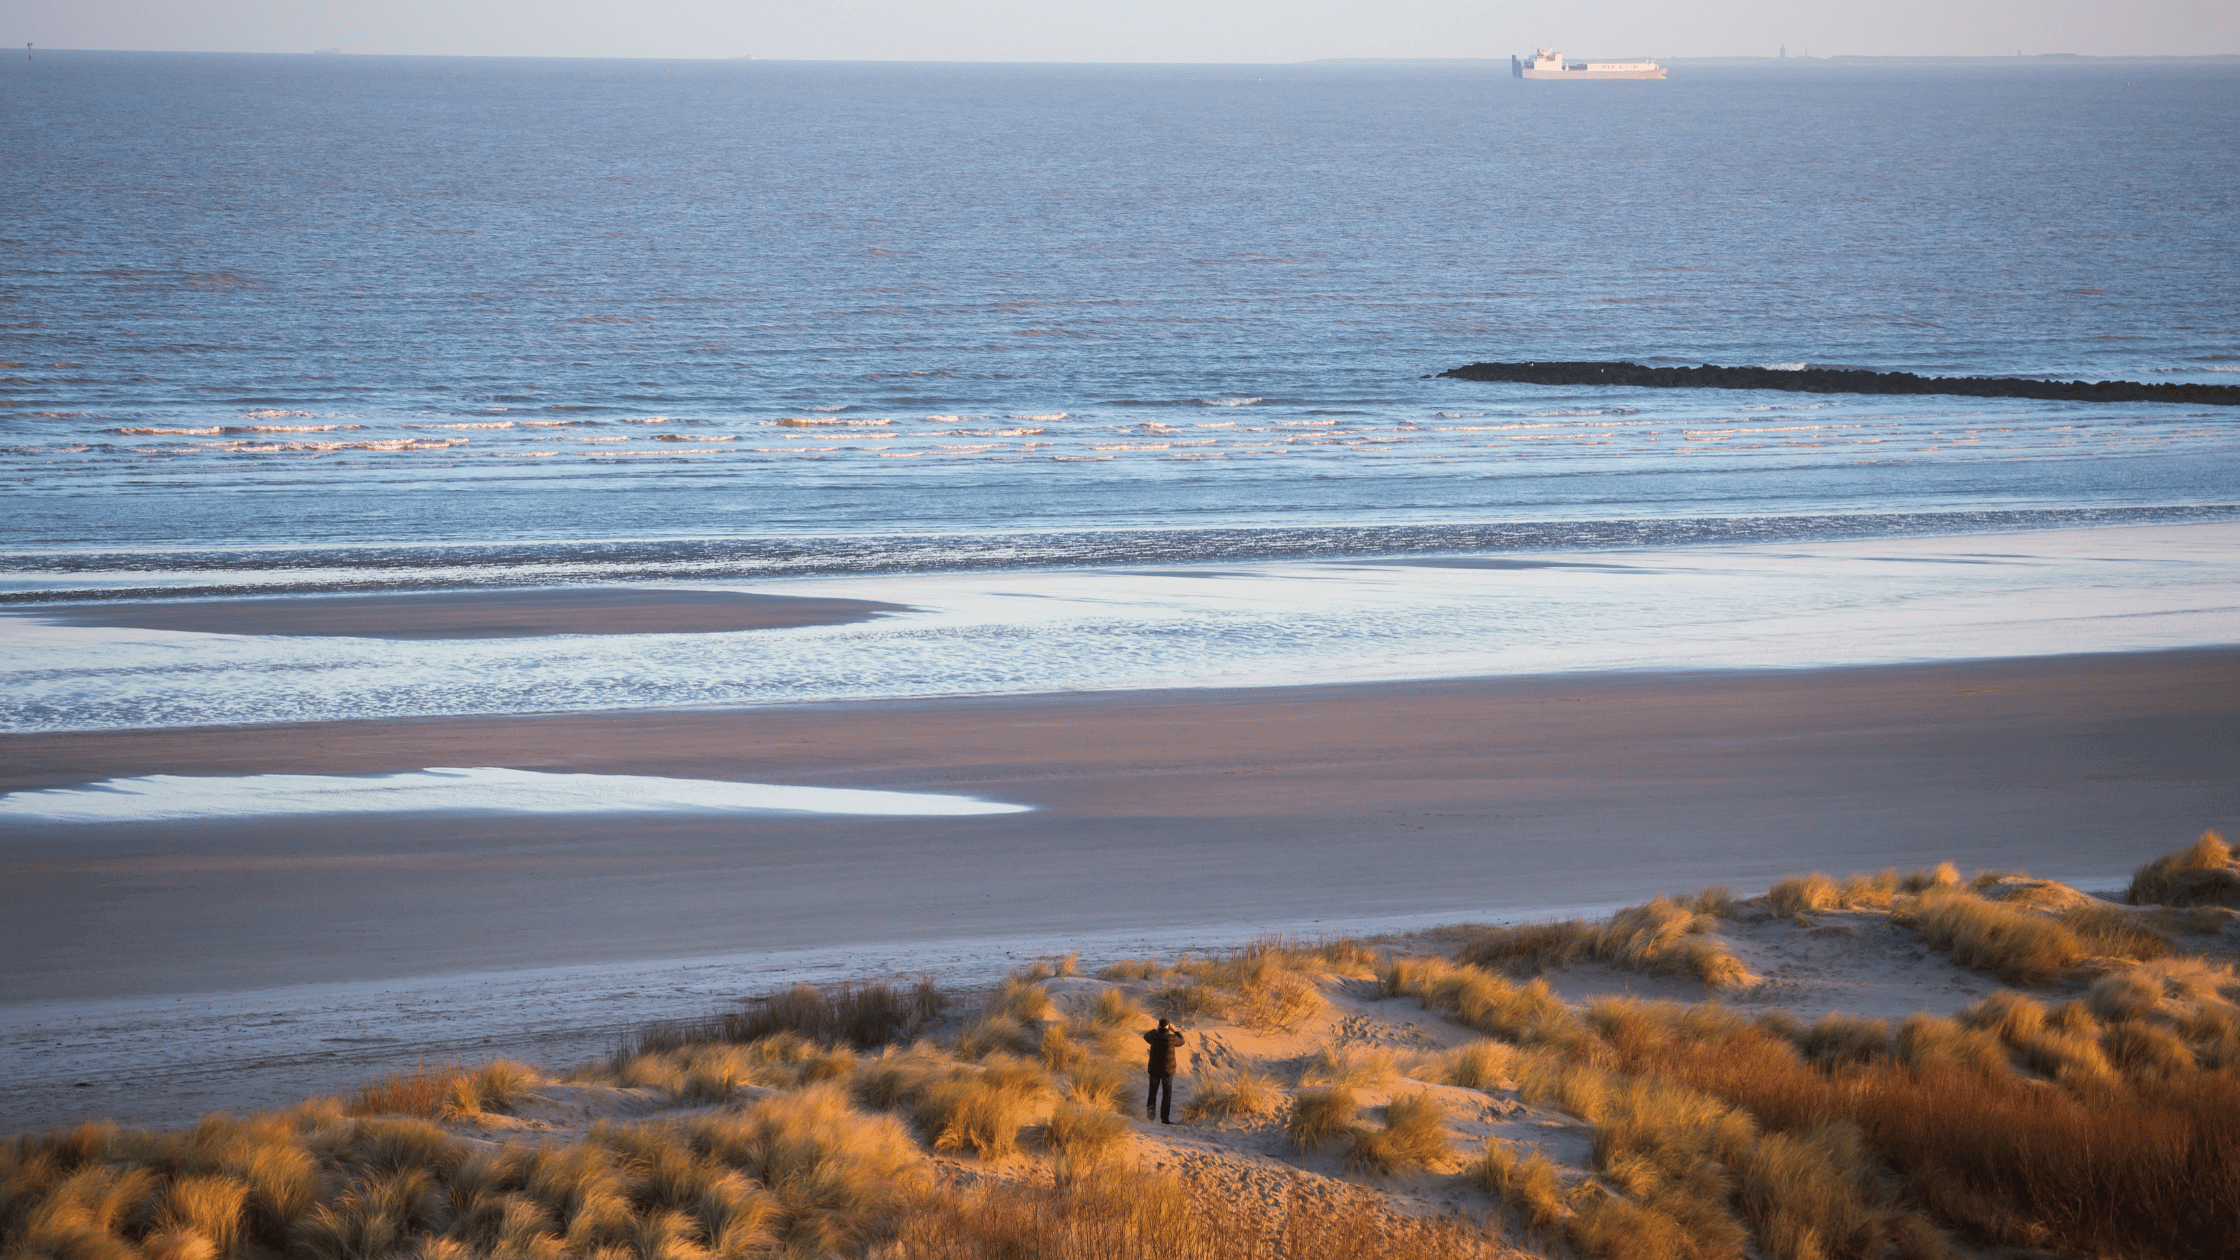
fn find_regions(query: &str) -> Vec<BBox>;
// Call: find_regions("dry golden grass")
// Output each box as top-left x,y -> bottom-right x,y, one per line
2060,902 -> 2175,959
347,1061 -> 469,1118
912,1057 -> 1054,1161
1406,951 -> 2198,1259
1382,956 -> 1588,1051
879,1165 -> 1506,1260
1457,897 -> 1757,989
1298,1044 -> 1396,1090
1284,1086 -> 1359,1151
1347,1092 -> 1457,1175
620,976 -> 947,1061
1769,865 -> 1963,919
1079,986 -> 1144,1030
1900,886 -> 2088,984
339,1058 -> 543,1121
1158,936 -> 1363,1033
983,975 -> 1055,1024
1894,1013 -> 2008,1076
2126,830 -> 2239,907
1014,952 -> 1082,982
1036,1102 -> 1131,1167
1097,957 -> 1168,981
1797,1014 -> 1892,1071
682,1083 -> 928,1254
1152,981 -> 1228,1021
1430,1040 -> 1519,1091
1477,1139 -> 1568,1234
1623,1006 -> 2240,1258
1179,1069 -> 1281,1121
1063,1058 -> 1132,1114
1954,989 -> 2046,1043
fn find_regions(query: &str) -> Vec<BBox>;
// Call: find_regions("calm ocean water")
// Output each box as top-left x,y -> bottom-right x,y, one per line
3,54 -> 2238,731
4,52 -> 2235,592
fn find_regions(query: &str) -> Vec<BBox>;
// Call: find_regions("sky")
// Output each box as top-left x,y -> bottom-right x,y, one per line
3,0 -> 2235,62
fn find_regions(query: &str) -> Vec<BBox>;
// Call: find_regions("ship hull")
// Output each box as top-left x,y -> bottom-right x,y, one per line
1520,66 -> 1666,79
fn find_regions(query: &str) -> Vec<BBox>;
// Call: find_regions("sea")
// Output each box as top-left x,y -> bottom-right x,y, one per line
4,52 -> 2237,733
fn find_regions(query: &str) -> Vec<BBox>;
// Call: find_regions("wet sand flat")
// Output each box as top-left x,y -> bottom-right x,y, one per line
14,587 -> 909,640
3,649 -> 2234,1005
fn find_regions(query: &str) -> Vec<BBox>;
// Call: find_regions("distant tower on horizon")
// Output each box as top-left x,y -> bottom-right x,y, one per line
1779,44 -> 1786,58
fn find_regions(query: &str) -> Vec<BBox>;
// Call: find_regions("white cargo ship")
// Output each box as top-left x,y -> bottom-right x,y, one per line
1512,48 -> 1666,79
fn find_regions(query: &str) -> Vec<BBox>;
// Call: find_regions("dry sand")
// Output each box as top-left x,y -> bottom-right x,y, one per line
18,587 -> 909,639
3,646 -> 2235,1132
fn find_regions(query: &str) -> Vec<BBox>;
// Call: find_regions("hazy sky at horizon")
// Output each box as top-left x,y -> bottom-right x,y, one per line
4,0 -> 2235,62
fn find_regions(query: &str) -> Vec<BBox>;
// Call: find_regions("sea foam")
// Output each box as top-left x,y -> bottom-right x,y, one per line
0,767 -> 1035,824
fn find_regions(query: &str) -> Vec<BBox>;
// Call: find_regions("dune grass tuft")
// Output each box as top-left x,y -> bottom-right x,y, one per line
1382,955 -> 1589,1051
1284,1086 -> 1359,1151
1152,981 -> 1228,1021
1458,896 -> 1757,989
2060,903 -> 2174,959
1478,1139 -> 1569,1234
882,1164 -> 1505,1260
618,976 -> 946,1061
1036,1102 -> 1130,1166
1179,1069 -> 1281,1121
1433,1040 -> 1519,1090
912,1059 -> 1053,1160
1347,1092 -> 1456,1175
1900,886 -> 2088,984
1079,986 -> 1145,1031
1297,1044 -> 1395,1090
2127,830 -> 2240,907
1063,1058 -> 1131,1114
1895,1013 -> 2008,1076
347,1062 -> 469,1119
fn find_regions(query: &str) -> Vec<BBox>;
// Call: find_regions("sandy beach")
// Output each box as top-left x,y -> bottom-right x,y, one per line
8,646 -> 2235,1002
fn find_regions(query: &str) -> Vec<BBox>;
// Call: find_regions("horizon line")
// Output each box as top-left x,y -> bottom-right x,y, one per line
12,47 -> 2240,66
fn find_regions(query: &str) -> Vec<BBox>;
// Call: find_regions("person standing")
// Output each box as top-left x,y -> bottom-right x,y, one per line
1143,1016 -> 1185,1123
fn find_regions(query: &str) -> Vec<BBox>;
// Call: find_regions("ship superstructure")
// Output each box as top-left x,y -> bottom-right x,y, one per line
1512,48 -> 1666,79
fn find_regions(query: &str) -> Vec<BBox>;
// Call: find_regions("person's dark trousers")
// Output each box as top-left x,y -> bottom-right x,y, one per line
1146,1073 -> 1173,1122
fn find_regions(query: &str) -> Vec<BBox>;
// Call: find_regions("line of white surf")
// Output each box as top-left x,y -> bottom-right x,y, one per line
0,767 -> 1034,824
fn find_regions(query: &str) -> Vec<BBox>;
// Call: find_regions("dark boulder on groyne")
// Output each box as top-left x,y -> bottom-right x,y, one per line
1439,361 -> 2240,406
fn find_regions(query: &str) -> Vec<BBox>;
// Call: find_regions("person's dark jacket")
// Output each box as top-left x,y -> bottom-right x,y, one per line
1143,1025 -> 1184,1076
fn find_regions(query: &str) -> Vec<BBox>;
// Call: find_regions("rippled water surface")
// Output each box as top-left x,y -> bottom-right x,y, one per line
4,53 -> 2236,584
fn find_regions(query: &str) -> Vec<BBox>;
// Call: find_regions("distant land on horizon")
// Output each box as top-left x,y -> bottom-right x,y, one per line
1312,53 -> 2240,65
14,48 -> 2240,65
